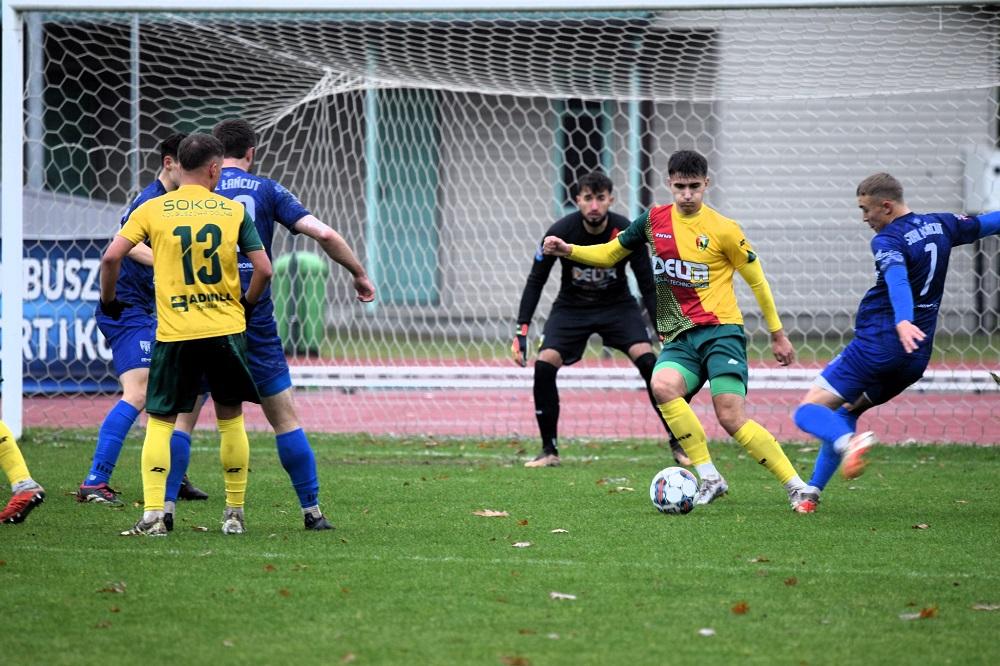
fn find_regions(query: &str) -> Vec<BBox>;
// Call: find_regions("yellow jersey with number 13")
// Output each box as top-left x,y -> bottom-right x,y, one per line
119,183 -> 264,342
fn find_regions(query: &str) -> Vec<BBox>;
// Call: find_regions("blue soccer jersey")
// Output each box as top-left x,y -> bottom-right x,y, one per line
114,179 -> 166,312
854,212 -> 981,352
214,166 -> 310,303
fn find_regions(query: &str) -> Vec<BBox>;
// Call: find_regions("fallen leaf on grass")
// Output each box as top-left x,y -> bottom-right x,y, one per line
500,657 -> 530,666
222,640 -> 234,648
518,519 -> 529,526
549,591 -> 577,601
609,486 -> 635,493
0,560 -> 6,566
199,550 -> 213,557
278,588 -> 291,597
698,628 -> 716,637
473,509 -> 509,518
955,500 -> 968,504
341,653 -> 357,664
109,606 -> 120,613
731,601 -> 749,615
972,603 -> 1000,611
749,556 -> 770,563
191,526 -> 209,532
912,523 -> 930,530
900,606 -> 938,620
784,577 -> 798,586
512,542 -> 532,548
517,628 -> 536,635
550,529 -> 568,534
264,564 -> 276,572
547,633 -> 560,640
97,581 -> 127,594
95,620 -> 112,629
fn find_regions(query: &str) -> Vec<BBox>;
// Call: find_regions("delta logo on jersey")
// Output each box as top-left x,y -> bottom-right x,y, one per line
651,256 -> 709,288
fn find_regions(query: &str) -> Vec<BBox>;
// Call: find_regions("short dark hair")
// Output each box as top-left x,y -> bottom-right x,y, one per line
576,170 -> 613,196
177,133 -> 224,171
856,172 -> 904,202
667,150 -> 708,179
159,132 -> 188,162
212,119 -> 257,159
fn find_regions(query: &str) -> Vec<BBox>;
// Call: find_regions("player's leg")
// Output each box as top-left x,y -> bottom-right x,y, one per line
0,420 -> 45,524
79,312 -> 154,505
527,348 -> 564,466
160,393 -> 209,531
246,312 -> 333,530
525,306 -> 588,468
203,334 -> 259,535
626,342 -> 691,466
705,325 -> 806,508
121,341 -> 199,536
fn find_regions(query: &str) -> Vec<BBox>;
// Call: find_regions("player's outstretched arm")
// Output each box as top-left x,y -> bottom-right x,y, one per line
543,236 -> 631,267
294,215 -> 375,302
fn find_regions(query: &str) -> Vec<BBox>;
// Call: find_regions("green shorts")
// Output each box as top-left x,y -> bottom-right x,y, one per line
654,324 -> 749,397
146,333 -> 260,416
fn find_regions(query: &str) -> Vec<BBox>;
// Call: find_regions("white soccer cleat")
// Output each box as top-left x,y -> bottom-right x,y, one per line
693,475 -> 728,505
221,508 -> 245,535
842,431 -> 876,480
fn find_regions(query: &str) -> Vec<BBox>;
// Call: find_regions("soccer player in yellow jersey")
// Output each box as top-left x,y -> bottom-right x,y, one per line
100,133 -> 273,536
544,150 -> 809,510
0,419 -> 45,524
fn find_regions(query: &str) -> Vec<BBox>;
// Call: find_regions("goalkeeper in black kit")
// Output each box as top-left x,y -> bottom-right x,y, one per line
512,171 -> 689,467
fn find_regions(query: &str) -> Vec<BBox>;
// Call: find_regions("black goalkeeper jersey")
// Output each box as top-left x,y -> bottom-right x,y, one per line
516,211 -> 657,325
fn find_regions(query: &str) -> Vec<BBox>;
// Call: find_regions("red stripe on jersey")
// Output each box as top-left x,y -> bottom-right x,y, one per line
648,205 -> 720,327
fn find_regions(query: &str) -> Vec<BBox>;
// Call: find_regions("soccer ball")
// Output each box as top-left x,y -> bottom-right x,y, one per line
649,466 -> 698,514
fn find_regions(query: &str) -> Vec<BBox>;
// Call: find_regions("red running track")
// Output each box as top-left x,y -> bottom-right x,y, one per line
23,385 -> 999,445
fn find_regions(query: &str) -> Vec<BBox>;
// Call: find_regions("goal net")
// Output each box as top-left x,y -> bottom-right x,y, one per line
4,2 -> 1000,444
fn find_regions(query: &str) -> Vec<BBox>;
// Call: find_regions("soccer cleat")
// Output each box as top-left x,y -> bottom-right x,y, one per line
164,512 -> 174,532
76,483 -> 124,507
304,513 -> 335,531
791,489 -> 820,514
524,452 -> 560,468
120,516 -> 168,536
177,475 -> 209,501
842,431 -> 876,480
221,508 -> 245,534
693,476 -> 728,506
669,437 -> 692,467
0,486 -> 45,524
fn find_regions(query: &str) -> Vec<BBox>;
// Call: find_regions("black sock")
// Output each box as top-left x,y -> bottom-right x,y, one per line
533,360 -> 560,455
634,352 -> 675,441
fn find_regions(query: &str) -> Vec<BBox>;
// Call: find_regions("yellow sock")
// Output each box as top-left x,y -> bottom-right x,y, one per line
658,398 -> 712,466
733,420 -> 797,484
218,415 -> 249,508
141,417 -> 174,511
0,420 -> 31,486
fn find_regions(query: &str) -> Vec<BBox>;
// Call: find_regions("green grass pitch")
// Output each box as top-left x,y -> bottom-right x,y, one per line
4,430 -> 1000,665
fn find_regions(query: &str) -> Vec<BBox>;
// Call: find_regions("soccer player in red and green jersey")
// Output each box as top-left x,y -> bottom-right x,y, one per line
543,150 -> 809,510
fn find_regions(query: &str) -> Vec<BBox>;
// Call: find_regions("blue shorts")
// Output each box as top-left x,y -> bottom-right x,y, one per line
96,307 -> 155,376
818,339 -> 929,406
246,302 -> 292,398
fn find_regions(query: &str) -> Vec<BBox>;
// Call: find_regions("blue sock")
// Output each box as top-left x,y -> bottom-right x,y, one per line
164,430 -> 192,503
795,403 -> 854,491
835,406 -> 860,432
276,428 -> 319,509
84,400 -> 140,486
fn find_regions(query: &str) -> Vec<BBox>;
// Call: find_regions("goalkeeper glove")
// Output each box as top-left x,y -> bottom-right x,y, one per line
99,298 -> 130,321
511,324 -> 529,367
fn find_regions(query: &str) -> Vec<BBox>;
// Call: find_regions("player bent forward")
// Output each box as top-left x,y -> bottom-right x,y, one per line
544,150 -> 809,510
792,172 -> 1000,513
100,133 -> 273,536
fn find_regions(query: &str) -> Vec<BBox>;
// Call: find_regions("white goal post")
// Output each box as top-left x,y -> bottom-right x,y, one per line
3,0 -> 999,443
